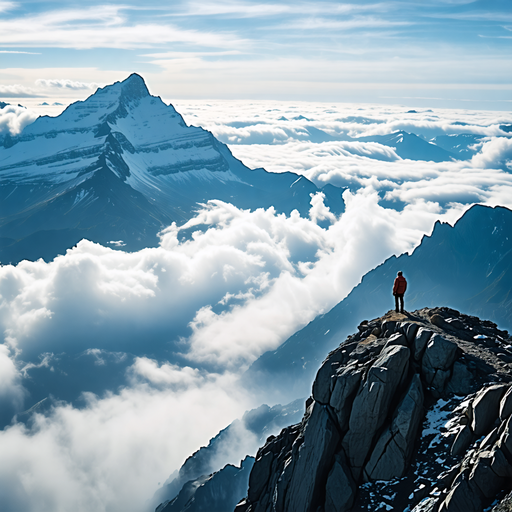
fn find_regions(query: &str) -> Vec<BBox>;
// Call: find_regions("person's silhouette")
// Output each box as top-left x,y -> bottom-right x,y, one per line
393,271 -> 407,313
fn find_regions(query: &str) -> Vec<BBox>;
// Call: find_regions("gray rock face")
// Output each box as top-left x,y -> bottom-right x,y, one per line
470,384 -> 508,436
445,361 -> 473,395
324,454 -> 356,512
329,364 -> 362,431
497,416 -> 512,457
440,478 -> 482,512
284,402 -> 340,512
451,425 -> 473,457
469,450 -> 506,499
421,334 -> 458,391
385,332 -> 408,348
343,344 -> 410,478
312,348 -> 351,405
400,322 -> 420,344
500,386 -> 512,421
413,327 -> 433,361
364,374 -> 424,481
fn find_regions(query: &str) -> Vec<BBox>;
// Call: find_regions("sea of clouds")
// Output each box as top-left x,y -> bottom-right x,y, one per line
0,100 -> 511,512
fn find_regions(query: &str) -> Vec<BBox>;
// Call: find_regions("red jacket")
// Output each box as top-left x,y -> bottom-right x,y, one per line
393,276 -> 407,295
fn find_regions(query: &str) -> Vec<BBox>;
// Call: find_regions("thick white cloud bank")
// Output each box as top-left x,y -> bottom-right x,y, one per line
1,100 -> 512,512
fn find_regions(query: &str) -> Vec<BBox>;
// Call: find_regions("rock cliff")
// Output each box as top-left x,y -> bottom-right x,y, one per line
236,307 -> 512,512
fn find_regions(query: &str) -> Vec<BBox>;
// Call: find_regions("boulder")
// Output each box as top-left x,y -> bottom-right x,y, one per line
312,349 -> 347,404
421,334 -> 458,389
364,374 -> 424,481
413,328 -> 434,361
400,322 -> 420,344
497,416 -> 512,458
491,447 -> 512,478
423,334 -> 458,371
342,345 -> 410,478
329,364 -> 362,431
500,386 -> 512,421
324,453 -> 356,512
385,332 -> 408,348
451,425 -> 473,457
445,318 -> 465,330
480,427 -> 499,450
381,320 -> 397,337
283,402 -> 340,512
471,384 -> 508,437
445,361 -> 474,395
469,450 -> 506,499
430,314 -> 448,329
439,478 -> 482,512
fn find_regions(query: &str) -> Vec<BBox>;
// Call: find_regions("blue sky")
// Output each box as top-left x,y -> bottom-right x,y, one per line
0,0 -> 511,108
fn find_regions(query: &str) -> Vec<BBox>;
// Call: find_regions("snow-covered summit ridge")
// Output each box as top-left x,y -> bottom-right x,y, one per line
0,73 -> 228,189
18,73 -> 186,141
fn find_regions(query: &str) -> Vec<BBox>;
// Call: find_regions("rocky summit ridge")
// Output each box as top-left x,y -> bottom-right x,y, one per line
236,307 -> 512,512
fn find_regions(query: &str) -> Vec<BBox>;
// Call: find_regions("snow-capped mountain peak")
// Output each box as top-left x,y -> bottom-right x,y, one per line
0,74 -> 344,264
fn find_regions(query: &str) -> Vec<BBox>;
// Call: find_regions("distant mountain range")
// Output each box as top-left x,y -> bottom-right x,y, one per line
222,120 -> 488,162
0,74 -> 344,264
246,204 -> 512,402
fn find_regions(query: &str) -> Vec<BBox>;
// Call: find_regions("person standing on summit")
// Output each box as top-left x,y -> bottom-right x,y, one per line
393,271 -> 407,313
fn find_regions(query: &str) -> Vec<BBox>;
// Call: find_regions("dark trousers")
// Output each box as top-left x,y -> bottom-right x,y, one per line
395,294 -> 404,312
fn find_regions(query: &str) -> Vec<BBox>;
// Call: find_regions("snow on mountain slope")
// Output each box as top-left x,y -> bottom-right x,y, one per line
0,74 -> 344,264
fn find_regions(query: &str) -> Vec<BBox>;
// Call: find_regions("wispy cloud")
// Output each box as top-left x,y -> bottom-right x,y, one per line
0,5 -> 247,50
173,1 -> 392,18
0,84 -> 41,98
0,1 -> 15,14
35,79 -> 100,91
0,50 -> 40,54
272,15 -> 411,31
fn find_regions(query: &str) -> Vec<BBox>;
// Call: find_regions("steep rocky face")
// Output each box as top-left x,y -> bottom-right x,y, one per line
236,307 -> 512,512
0,74 -> 344,264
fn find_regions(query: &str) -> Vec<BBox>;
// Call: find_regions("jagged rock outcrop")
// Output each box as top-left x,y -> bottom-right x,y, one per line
236,307 -> 512,512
